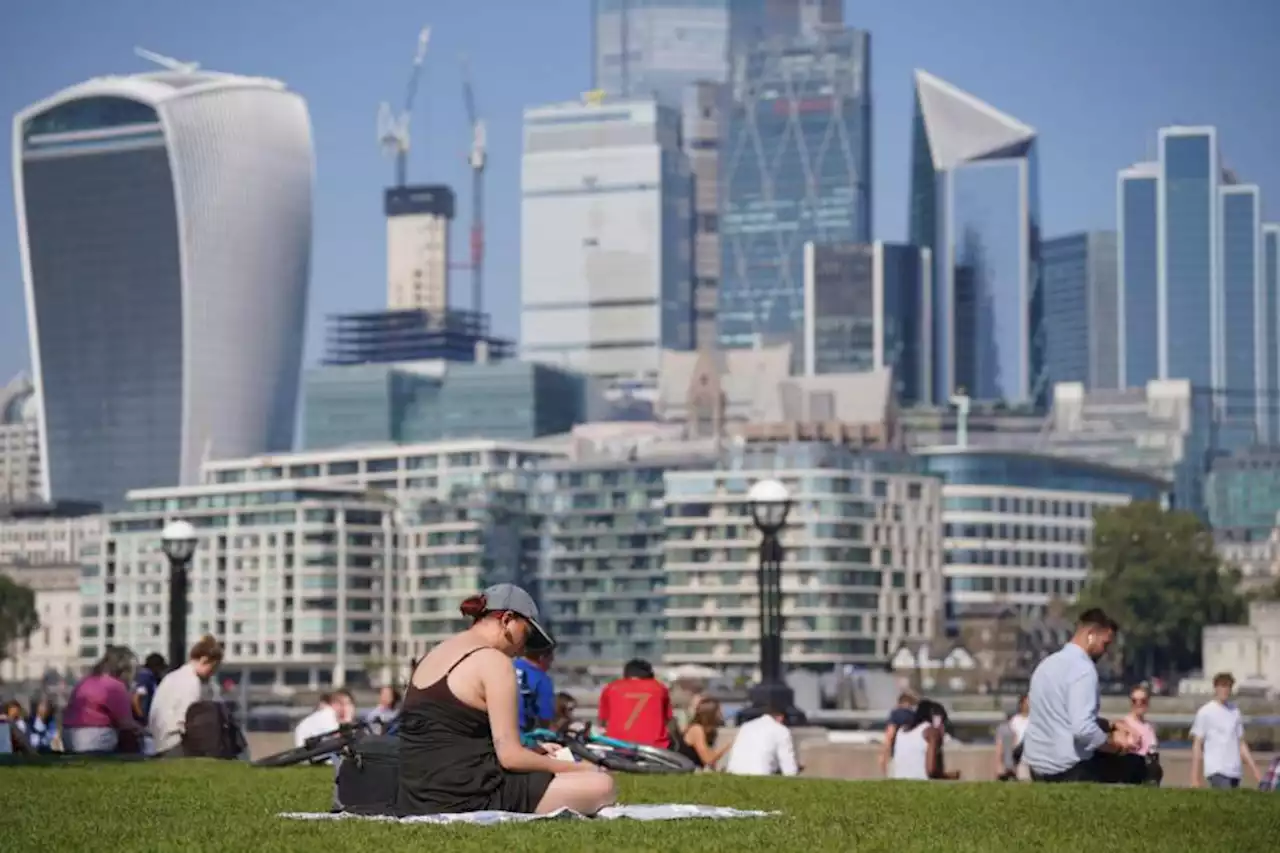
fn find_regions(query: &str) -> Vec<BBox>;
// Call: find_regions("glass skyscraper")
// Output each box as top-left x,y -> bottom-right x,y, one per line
718,27 -> 871,368
908,70 -> 1042,407
1119,126 -> 1272,443
801,241 -> 931,403
1266,225 -> 1280,441
14,68 -> 312,509
1042,231 -> 1119,390
591,0 -> 843,107
1117,162 -> 1160,388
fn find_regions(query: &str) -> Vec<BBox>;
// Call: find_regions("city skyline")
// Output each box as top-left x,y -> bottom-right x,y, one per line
1,0 -> 1278,386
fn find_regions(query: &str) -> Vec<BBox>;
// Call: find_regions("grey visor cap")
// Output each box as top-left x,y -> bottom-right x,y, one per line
482,583 -> 554,649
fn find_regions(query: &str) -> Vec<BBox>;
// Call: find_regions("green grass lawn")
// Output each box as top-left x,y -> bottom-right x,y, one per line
0,760 -> 1274,853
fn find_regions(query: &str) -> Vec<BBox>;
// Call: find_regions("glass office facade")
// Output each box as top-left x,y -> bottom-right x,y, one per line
1160,129 -> 1218,389
881,244 -> 930,404
1205,449 -> 1280,540
1266,226 -> 1280,442
303,362 -> 586,450
908,72 -> 1042,407
1043,231 -> 1119,390
718,28 -> 871,369
1119,168 -> 1159,388
20,99 -> 183,510
1220,187 -> 1263,429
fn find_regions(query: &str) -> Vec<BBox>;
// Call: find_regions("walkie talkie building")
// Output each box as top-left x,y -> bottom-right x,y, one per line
13,64 -> 313,509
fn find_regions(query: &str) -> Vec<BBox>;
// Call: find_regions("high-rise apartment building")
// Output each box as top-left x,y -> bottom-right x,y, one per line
385,186 -> 455,313
1042,231 -> 1119,390
521,96 -> 693,382
0,374 -> 41,504
909,70 -> 1042,408
591,0 -> 843,107
1266,224 -> 1280,442
718,27 -> 871,368
13,66 -> 312,509
801,242 -> 931,403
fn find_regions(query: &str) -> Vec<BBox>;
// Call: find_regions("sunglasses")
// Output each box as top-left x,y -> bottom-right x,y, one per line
1130,696 -> 1148,705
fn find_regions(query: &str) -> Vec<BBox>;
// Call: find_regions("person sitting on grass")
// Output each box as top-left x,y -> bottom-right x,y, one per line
878,691 -> 918,775
679,697 -> 729,771
598,658 -> 676,750
25,695 -> 60,753
62,646 -> 146,755
723,700 -> 799,777
515,646 -> 556,734
551,692 -> 578,734
394,584 -> 614,817
148,634 -> 224,756
295,690 -> 356,764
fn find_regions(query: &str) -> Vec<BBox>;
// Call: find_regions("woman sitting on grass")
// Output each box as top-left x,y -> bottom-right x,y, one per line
890,699 -> 957,781
394,584 -> 615,817
62,646 -> 146,755
679,698 -> 729,770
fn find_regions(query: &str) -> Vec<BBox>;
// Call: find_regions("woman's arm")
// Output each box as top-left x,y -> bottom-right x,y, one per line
481,653 -> 595,775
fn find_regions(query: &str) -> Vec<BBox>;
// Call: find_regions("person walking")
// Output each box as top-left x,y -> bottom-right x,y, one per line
1190,673 -> 1261,789
1021,609 -> 1142,784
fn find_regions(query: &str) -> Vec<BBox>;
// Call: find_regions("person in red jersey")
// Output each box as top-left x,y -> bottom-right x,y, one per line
598,659 -> 674,749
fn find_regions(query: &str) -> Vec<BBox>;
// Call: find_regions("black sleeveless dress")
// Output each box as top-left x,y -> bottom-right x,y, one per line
395,648 -> 555,815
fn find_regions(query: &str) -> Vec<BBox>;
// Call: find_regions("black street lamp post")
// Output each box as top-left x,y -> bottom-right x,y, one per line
161,520 -> 198,669
745,479 -> 803,723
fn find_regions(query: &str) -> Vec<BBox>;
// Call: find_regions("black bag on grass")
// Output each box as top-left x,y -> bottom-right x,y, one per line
335,734 -> 400,814
181,701 -> 246,759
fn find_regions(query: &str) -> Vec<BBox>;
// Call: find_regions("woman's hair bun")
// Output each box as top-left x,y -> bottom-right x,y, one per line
459,594 -> 488,619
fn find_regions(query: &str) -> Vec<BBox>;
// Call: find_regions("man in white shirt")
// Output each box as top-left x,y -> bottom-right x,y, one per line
294,691 -> 356,748
148,635 -> 223,755
1190,672 -> 1261,789
724,704 -> 799,777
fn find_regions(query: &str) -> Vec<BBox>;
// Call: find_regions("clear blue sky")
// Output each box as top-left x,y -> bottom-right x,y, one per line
1,0 -> 1277,384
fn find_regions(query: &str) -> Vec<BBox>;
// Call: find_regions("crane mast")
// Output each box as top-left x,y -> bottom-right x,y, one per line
378,26 -> 431,187
460,55 -> 487,315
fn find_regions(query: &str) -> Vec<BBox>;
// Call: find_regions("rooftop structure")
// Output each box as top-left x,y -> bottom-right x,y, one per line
322,309 -> 513,366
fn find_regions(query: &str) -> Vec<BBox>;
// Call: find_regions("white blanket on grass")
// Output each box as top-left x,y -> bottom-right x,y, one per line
279,804 -> 776,826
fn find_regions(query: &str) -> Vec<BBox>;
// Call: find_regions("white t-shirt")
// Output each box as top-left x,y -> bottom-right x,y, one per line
1009,713 -> 1030,747
1191,700 -> 1244,780
724,715 -> 799,777
148,663 -> 207,754
295,705 -> 341,748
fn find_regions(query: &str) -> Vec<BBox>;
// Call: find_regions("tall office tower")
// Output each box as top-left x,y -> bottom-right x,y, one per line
1042,231 -> 1119,390
13,65 -> 312,509
1265,224 -> 1280,441
1117,162 -> 1159,388
909,70 -> 1042,407
386,186 -> 455,312
591,0 -> 843,106
521,96 -> 692,383
1220,183 -> 1264,436
718,27 -> 871,371
683,81 -> 722,349
801,241 -> 932,404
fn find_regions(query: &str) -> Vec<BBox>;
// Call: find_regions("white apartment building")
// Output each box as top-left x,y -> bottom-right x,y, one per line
521,95 -> 693,382
0,505 -> 102,566
87,481 -> 397,690
385,185 -> 454,313
662,442 -> 944,673
918,447 -> 1169,624
0,564 -> 80,682
0,373 -> 41,503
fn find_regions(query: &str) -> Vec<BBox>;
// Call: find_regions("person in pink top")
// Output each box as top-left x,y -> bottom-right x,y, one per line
63,646 -> 145,755
1123,685 -> 1161,785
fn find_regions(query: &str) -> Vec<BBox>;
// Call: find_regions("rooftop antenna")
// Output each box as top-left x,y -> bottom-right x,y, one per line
134,47 -> 200,74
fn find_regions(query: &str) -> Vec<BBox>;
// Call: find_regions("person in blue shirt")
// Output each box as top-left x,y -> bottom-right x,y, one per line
132,653 -> 167,724
514,647 -> 555,734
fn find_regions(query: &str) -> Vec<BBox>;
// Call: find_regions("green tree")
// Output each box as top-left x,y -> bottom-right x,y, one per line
1078,501 -> 1245,680
0,575 -> 40,665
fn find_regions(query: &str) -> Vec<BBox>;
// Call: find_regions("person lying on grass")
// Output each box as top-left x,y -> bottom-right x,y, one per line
393,583 -> 616,817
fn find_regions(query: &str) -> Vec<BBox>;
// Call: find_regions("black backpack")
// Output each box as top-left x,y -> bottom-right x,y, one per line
334,734 -> 399,814
181,700 -> 246,759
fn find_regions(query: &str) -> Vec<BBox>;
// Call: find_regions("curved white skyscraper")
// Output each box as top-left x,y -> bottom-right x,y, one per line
13,65 -> 312,509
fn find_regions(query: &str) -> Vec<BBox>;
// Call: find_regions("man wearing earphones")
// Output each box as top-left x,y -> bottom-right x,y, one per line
1022,608 -> 1145,784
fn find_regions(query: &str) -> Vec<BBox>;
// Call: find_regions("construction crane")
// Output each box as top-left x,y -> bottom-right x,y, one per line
460,54 -> 486,315
377,26 -> 431,188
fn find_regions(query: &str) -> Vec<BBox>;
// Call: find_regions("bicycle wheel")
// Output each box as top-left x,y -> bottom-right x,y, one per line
584,742 -> 696,774
252,734 -> 346,768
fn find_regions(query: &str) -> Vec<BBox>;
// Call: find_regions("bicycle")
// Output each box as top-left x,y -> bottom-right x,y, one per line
252,721 -> 371,768
521,722 -> 696,774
